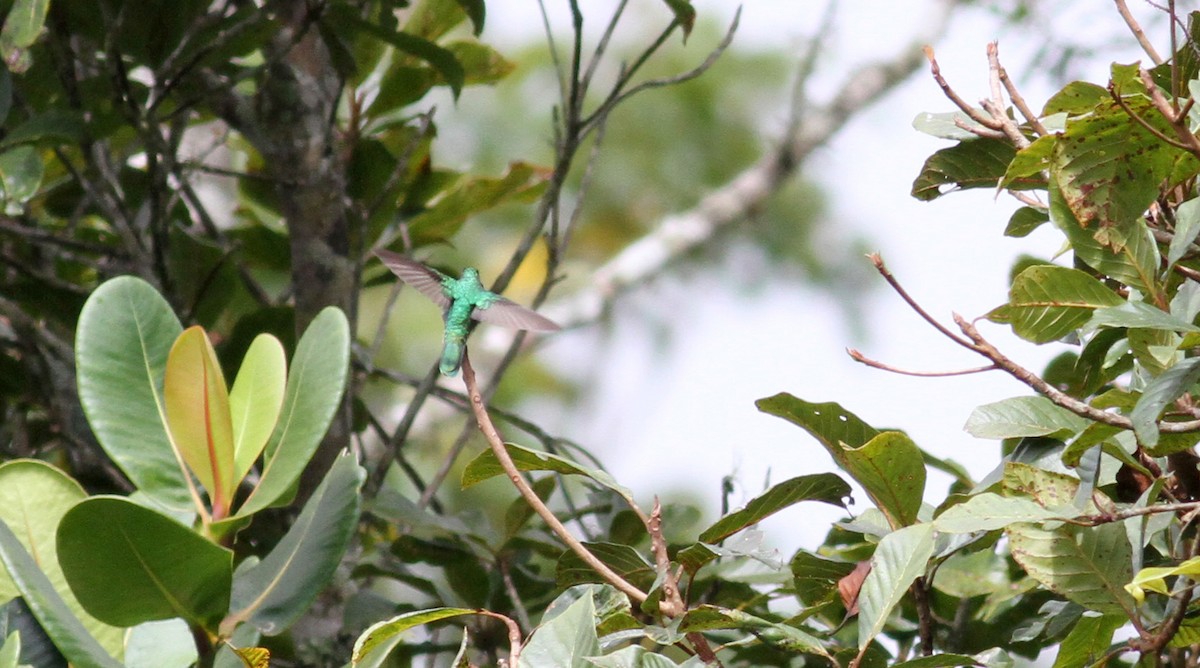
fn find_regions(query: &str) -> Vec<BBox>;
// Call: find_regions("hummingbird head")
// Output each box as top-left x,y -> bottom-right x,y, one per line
461,267 -> 481,283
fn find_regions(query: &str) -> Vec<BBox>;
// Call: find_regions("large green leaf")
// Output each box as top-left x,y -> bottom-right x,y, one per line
911,137 -> 1020,201
518,590 -> 600,668
0,461 -> 121,658
228,334 -> 287,485
1051,614 -> 1125,668
1088,301 -> 1200,333
1050,181 -> 1162,303
1131,357 -> 1200,447
57,497 -> 232,629
1053,99 -> 1179,229
225,453 -> 363,635
678,605 -> 830,658
163,326 -> 236,517
857,523 -> 935,650
756,394 -> 924,529
0,519 -> 122,668
964,395 -> 1089,440
1007,521 -> 1135,616
933,493 -> 1069,533
697,473 -> 850,544
988,265 -> 1123,343
352,607 -> 478,667
75,276 -> 190,508
234,306 -> 350,517
555,543 -> 655,592
462,441 -> 635,506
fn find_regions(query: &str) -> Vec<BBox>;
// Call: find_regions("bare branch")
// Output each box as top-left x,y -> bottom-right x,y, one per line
1115,0 -> 1164,64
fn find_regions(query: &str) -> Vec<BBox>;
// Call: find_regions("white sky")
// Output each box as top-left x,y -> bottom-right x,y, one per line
465,2 -> 1158,552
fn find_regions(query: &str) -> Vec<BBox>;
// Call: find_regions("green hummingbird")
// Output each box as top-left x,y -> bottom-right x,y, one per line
375,250 -> 561,376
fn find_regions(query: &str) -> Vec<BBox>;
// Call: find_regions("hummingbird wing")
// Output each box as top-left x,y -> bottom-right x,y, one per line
375,250 -> 452,309
472,297 -> 561,332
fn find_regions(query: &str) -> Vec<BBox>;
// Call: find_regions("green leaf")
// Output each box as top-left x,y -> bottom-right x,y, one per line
912,137 -> 1020,201
56,497 -> 232,629
0,519 -> 122,668
555,543 -> 654,592
518,589 -> 600,668
1088,300 -> 1200,333
462,442 -> 635,506
408,162 -> 548,245
892,655 -> 984,667
1004,206 -> 1049,238
1050,181 -> 1162,302
352,607 -> 478,667
1053,99 -> 1179,229
164,326 -> 235,516
586,646 -> 681,667
661,0 -> 696,38
1126,555 -> 1200,602
678,605 -> 830,658
697,473 -> 850,544
228,334 -> 287,486
857,523 -> 935,650
124,619 -> 198,668
756,395 -> 925,529
327,4 -> 465,98
0,145 -> 43,211
75,276 -> 189,508
1168,197 -> 1200,268
1041,81 -> 1107,116
933,493 -> 1069,533
988,265 -> 1123,343
226,452 -> 363,635
964,395 -> 1089,440
452,0 -> 485,35
0,461 -> 122,658
1000,134 -> 1053,190
1007,521 -> 1135,616
234,306 -> 350,517
446,41 -> 515,85
912,110 -> 994,141
0,110 -> 86,150
0,0 -> 48,73
1131,357 -> 1200,447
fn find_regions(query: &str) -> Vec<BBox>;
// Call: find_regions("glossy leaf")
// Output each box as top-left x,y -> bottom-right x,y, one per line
1131,357 -> 1200,447
234,306 -> 350,517
1005,206 -> 1049,238
57,497 -> 232,629
352,607 -> 477,666
756,394 -> 924,528
1126,555 -> 1200,603
226,453 -> 363,635
164,326 -> 235,516
1051,614 -> 1125,668
75,276 -> 189,508
698,473 -> 850,544
556,543 -> 655,591
988,265 -> 1123,343
1054,99 -> 1179,229
857,523 -> 935,650
1050,181 -> 1162,302
1087,300 -> 1200,333
0,461 -> 121,657
0,145 -> 43,211
933,493 -> 1069,533
1008,521 -> 1135,616
0,519 -> 122,668
678,605 -> 829,658
518,591 -> 599,668
462,441 -> 635,505
0,0 -> 48,72
228,334 -> 287,485
964,395 -> 1089,440
124,618 -> 197,668
912,137 -> 1019,201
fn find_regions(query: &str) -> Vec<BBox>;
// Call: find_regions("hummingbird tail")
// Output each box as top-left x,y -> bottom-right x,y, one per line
440,338 -> 465,377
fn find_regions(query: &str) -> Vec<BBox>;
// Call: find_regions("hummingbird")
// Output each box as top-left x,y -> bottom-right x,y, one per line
375,250 -> 561,376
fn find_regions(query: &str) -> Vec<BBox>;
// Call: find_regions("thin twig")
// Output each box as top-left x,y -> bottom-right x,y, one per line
1139,68 -> 1200,158
869,254 -> 974,348
460,352 -> 649,604
991,43 -> 1047,136
924,46 -> 1004,130
1116,0 -> 1164,64
847,348 -> 996,377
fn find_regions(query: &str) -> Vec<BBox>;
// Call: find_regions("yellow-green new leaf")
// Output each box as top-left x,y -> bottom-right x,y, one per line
163,326 -> 235,518
1126,556 -> 1200,603
228,334 -> 287,486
